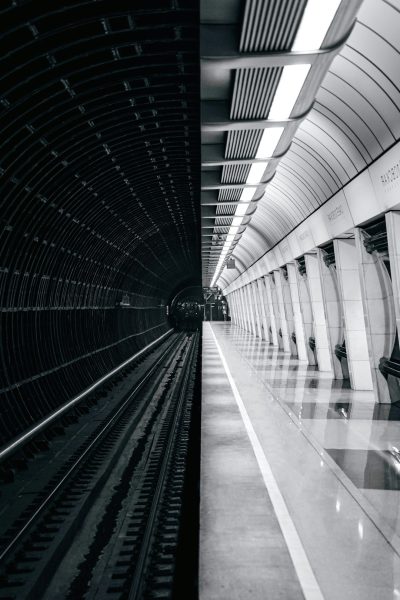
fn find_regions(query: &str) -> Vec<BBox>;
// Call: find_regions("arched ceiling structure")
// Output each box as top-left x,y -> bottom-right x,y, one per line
0,1 -> 200,444
201,0 -> 400,288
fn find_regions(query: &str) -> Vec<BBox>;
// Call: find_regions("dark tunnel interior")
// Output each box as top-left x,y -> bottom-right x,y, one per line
0,1 -> 201,445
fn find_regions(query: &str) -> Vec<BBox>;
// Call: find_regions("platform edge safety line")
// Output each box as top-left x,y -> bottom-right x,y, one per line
0,329 -> 174,463
207,323 -> 324,600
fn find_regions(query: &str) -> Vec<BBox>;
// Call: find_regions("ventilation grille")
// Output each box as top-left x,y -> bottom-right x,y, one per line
240,0 -> 307,52
216,203 -> 237,216
215,216 -> 234,226
231,67 -> 282,119
225,130 -> 263,158
218,189 -> 242,201
221,164 -> 251,183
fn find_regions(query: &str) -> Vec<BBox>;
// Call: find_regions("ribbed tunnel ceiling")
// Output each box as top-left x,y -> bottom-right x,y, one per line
201,0 -> 400,289
0,1 -> 200,445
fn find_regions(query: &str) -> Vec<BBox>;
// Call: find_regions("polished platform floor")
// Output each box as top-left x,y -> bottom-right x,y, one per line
200,322 -> 400,600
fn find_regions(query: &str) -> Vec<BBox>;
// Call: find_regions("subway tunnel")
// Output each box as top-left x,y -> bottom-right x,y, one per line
1,1 -> 400,599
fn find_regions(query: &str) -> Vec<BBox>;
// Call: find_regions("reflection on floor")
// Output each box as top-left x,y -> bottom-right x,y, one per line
242,334 -> 400,524
201,322 -> 400,600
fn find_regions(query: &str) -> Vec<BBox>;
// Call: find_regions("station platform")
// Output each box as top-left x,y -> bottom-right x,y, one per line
200,322 -> 400,600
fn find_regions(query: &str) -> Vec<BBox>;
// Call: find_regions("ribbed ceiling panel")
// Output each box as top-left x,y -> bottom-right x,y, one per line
218,189 -> 242,201
225,130 -> 263,158
240,0 -> 307,52
215,217 -> 234,226
221,164 -> 251,183
216,201 -> 237,216
231,67 -> 282,119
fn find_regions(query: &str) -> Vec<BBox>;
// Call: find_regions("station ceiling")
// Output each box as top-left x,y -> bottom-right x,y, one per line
201,0 -> 400,289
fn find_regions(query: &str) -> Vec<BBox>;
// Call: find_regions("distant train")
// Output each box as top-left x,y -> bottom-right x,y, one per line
172,301 -> 203,332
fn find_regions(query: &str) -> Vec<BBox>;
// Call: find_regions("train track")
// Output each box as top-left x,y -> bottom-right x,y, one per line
0,331 -> 200,599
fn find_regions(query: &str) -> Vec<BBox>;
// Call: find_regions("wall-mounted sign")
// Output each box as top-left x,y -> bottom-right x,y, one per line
227,258 -> 236,269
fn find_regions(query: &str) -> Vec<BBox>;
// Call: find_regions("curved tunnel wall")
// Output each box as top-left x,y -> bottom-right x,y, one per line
0,1 -> 200,444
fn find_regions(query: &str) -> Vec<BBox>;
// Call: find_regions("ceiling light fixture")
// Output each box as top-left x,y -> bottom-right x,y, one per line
256,127 -> 284,159
246,161 -> 269,184
292,0 -> 341,51
268,64 -> 311,120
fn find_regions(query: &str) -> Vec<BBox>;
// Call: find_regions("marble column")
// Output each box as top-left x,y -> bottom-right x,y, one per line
240,286 -> 250,332
287,262 -> 308,362
244,285 -> 256,335
237,289 -> 246,329
231,291 -> 238,326
295,262 -> 317,365
281,268 -> 297,356
355,227 -> 397,402
245,284 -> 257,336
250,281 -> 263,338
274,269 -> 291,353
386,211 -> 400,341
334,238 -> 373,391
269,273 -> 284,350
256,278 -> 270,342
264,275 -> 279,346
304,253 -> 333,372
317,248 -> 345,380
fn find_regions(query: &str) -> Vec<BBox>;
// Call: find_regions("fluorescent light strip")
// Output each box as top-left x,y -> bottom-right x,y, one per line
235,203 -> 248,217
246,161 -> 268,184
231,216 -> 243,227
256,127 -> 284,158
292,0 -> 341,51
240,186 -> 257,202
268,64 -> 311,120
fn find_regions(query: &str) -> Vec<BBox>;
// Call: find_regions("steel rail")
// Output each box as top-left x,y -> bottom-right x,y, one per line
0,332 -> 182,565
0,328 -> 174,463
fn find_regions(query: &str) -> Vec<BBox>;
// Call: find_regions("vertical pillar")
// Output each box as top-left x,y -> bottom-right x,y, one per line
256,278 -> 270,342
304,253 -> 333,372
296,263 -> 317,365
235,291 -> 242,327
281,268 -> 297,356
274,269 -> 291,353
317,248 -> 345,380
237,287 -> 246,330
355,227 -> 396,402
270,273 -> 284,349
229,292 -> 237,324
264,275 -> 279,346
238,289 -> 246,329
334,238 -> 373,391
234,290 -> 242,328
245,284 -> 257,336
250,281 -> 263,338
287,263 -> 308,361
241,286 -> 251,333
386,211 -> 400,342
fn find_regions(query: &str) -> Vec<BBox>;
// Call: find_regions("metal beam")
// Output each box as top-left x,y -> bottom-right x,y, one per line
201,183 -> 268,191
201,142 -> 290,167
200,201 -> 253,206
200,25 -> 346,69
201,100 -> 310,132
